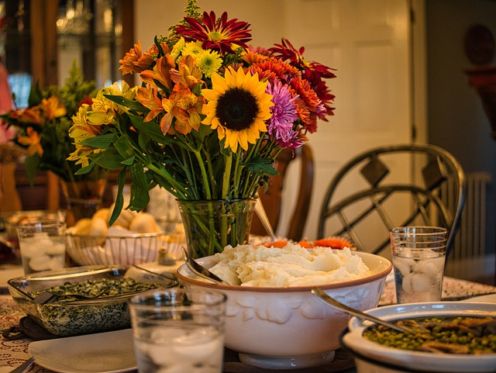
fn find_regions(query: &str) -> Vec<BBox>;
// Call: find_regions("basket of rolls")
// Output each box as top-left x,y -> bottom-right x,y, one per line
65,207 -> 185,266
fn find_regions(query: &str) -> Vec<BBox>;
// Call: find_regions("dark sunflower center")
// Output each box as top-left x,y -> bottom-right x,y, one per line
216,88 -> 259,131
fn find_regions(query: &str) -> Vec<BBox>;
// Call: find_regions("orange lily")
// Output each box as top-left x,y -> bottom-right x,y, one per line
41,96 -> 67,120
17,127 -> 43,156
136,86 -> 163,122
160,86 -> 203,135
119,42 -> 155,75
11,107 -> 43,125
140,56 -> 175,91
170,55 -> 203,89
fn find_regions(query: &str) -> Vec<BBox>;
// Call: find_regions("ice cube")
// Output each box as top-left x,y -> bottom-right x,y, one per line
172,327 -> 222,361
29,255 -> 52,271
410,273 -> 433,292
48,256 -> 65,270
45,243 -> 65,255
393,257 -> 414,277
20,242 -> 46,258
413,257 -> 445,276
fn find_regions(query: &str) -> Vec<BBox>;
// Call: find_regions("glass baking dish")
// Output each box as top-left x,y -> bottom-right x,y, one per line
8,265 -> 177,336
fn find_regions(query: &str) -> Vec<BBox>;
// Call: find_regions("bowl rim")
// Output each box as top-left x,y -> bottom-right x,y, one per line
342,302 -> 496,371
65,232 -> 165,239
176,251 -> 392,292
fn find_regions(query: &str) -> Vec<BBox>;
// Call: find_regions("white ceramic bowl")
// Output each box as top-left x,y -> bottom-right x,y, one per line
342,302 -> 496,373
177,252 -> 391,369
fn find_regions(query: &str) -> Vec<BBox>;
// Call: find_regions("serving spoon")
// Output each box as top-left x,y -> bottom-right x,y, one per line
311,288 -> 417,335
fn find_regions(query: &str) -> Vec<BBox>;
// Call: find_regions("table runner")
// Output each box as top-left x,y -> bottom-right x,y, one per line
1,277 -> 495,373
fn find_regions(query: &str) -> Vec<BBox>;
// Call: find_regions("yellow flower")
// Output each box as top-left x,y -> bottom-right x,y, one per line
196,49 -> 222,77
202,67 -> 272,152
41,96 -> 67,120
68,104 -> 103,167
170,37 -> 186,61
181,41 -> 204,59
90,81 -> 136,125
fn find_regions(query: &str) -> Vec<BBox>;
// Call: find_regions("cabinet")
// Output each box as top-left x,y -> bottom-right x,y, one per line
1,0 -> 134,210
3,0 -> 134,107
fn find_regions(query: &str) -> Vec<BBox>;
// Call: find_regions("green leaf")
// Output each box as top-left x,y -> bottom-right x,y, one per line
104,94 -> 146,112
113,136 -> 135,159
81,133 -> 117,149
246,158 -> 277,176
130,115 -> 172,145
129,164 -> 150,211
154,35 -> 165,56
109,169 -> 127,226
121,156 -> 135,166
74,163 -> 95,175
24,155 -> 41,184
28,83 -> 42,106
93,149 -> 124,170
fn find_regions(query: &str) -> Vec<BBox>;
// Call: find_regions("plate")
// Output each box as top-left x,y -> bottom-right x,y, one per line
29,329 -> 136,373
463,293 -> 496,303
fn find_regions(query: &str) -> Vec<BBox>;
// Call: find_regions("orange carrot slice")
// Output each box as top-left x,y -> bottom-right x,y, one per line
263,240 -> 288,248
314,237 -> 353,250
298,240 -> 315,248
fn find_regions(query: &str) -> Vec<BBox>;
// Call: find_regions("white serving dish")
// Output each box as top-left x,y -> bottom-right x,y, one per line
177,251 -> 392,369
342,302 -> 496,373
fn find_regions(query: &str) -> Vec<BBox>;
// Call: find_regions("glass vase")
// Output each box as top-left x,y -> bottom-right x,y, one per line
177,199 -> 256,259
60,179 -> 107,225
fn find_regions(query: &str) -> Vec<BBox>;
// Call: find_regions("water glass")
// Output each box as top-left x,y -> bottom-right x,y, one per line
390,226 -> 447,303
129,288 -> 227,373
16,220 -> 67,275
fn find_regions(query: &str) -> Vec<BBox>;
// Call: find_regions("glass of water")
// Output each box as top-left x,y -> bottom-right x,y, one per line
390,226 -> 447,303
129,288 -> 227,373
16,220 -> 67,275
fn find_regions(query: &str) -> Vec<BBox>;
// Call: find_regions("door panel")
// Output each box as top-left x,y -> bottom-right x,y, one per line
279,0 -> 412,239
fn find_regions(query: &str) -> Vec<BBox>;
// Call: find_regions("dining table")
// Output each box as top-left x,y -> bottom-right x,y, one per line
0,263 -> 495,373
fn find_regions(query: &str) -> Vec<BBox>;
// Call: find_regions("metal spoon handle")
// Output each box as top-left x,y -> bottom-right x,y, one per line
311,288 -> 409,334
254,198 -> 277,241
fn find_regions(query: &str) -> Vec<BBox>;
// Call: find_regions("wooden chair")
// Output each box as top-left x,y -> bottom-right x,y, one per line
317,144 -> 465,256
251,143 -> 314,241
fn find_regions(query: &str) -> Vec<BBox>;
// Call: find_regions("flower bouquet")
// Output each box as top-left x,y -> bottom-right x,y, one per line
68,0 -> 335,258
1,64 -> 105,219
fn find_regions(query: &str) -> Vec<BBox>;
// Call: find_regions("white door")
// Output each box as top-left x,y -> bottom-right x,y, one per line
277,0 -> 412,239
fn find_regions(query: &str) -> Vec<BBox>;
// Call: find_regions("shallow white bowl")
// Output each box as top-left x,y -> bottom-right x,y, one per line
177,252 -> 391,369
342,302 -> 496,373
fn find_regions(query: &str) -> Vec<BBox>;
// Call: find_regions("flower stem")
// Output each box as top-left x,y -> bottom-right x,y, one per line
146,162 -> 188,199
220,152 -> 233,248
193,150 -> 212,200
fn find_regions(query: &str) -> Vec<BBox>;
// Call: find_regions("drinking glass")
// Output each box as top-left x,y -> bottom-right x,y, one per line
129,288 -> 227,373
16,220 -> 67,275
390,226 -> 447,303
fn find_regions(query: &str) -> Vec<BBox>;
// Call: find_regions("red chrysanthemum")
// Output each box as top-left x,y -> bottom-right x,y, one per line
290,77 -> 326,132
248,57 -> 299,83
175,11 -> 252,54
270,38 -> 336,116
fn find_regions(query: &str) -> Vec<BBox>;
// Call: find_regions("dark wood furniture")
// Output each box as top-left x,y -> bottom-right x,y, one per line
317,144 -> 465,256
251,144 -> 315,242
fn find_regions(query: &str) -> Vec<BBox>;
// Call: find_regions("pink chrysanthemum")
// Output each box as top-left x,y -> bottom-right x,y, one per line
266,80 -> 301,149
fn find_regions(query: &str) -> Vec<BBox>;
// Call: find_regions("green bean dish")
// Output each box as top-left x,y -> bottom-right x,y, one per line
30,278 -> 162,336
363,316 -> 496,354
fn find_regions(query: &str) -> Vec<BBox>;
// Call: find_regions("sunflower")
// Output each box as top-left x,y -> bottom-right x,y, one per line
175,11 -> 251,54
202,67 -> 272,152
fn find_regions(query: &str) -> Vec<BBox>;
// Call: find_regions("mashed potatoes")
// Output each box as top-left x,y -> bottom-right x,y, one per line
209,242 -> 371,287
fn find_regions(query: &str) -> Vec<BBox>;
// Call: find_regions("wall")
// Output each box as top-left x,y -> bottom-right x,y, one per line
426,0 -> 496,281
135,0 -> 286,51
